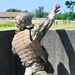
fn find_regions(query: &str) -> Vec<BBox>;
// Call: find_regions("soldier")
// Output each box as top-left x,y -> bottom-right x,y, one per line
12,4 -> 60,75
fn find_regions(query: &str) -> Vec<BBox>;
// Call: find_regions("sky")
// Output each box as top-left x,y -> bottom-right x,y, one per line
0,0 -> 72,13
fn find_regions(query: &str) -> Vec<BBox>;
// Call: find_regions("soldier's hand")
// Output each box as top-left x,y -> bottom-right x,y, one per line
53,4 -> 60,14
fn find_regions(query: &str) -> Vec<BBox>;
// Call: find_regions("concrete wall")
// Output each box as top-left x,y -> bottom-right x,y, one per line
0,30 -> 25,75
0,30 -> 75,75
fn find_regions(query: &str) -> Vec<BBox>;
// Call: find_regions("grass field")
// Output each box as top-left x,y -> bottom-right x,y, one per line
32,20 -> 75,30
0,20 -> 75,30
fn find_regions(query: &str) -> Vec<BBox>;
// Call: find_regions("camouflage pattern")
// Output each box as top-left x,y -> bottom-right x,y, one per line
31,12 -> 55,42
24,61 -> 47,75
15,12 -> 32,28
12,11 -> 55,75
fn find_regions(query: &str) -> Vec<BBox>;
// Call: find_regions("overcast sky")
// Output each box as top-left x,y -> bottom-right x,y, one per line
0,0 -> 73,13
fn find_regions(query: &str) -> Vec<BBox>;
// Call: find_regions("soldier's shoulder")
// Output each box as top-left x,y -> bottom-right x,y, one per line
14,29 -> 29,38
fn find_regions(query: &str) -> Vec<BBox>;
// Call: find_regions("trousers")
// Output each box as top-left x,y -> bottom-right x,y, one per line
24,61 -> 48,75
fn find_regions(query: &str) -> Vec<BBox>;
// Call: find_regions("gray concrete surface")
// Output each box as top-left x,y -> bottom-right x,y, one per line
0,30 -> 75,75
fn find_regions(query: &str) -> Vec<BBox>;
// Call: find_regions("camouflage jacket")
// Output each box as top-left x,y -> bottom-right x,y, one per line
31,11 -> 55,42
12,11 -> 55,54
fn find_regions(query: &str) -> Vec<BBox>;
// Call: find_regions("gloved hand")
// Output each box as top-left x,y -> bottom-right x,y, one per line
53,4 -> 60,13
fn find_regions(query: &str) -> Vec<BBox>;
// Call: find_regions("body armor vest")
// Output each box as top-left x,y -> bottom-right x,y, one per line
12,29 -> 46,66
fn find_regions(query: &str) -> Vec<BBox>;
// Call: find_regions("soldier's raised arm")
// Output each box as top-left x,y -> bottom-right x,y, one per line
31,4 -> 60,42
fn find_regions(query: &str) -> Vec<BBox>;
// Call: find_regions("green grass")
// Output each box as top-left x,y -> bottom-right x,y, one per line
51,20 -> 75,29
0,20 -> 75,30
32,20 -> 75,30
0,20 -> 15,30
0,20 -> 15,27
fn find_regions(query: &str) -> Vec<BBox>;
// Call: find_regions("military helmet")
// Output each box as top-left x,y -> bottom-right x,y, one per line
15,12 -> 32,28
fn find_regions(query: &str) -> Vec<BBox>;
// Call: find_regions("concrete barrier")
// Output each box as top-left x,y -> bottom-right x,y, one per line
0,30 -> 25,75
0,30 -> 75,75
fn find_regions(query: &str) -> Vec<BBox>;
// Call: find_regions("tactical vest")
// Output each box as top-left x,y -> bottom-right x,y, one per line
12,29 -> 46,66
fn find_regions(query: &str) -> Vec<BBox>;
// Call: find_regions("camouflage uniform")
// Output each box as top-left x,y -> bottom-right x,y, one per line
12,11 -> 55,75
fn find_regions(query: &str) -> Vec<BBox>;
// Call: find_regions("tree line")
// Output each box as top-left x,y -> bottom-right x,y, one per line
6,0 -> 75,20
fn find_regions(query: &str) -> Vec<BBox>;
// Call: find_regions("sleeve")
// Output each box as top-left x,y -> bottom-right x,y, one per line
31,11 -> 55,42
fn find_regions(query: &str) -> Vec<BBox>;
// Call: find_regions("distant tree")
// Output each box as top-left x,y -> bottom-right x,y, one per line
35,6 -> 44,18
43,12 -> 49,18
6,8 -> 22,12
65,0 -> 75,19
23,10 -> 29,12
72,12 -> 75,19
56,13 -> 63,20
65,0 -> 75,12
